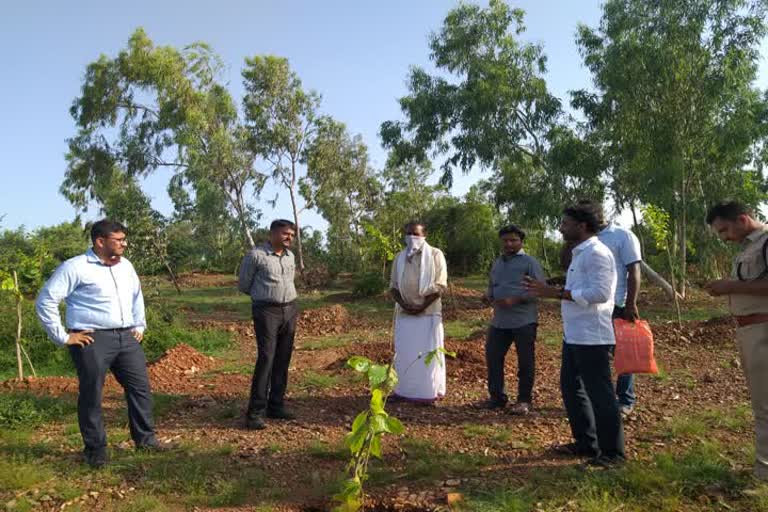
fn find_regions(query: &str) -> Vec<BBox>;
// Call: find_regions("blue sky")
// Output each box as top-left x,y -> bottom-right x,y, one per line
1,1 -> 766,233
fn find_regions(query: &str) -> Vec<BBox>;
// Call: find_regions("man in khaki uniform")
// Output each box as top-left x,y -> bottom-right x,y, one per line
705,201 -> 768,480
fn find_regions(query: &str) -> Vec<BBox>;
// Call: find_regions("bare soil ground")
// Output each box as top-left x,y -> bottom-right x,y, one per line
0,288 -> 752,511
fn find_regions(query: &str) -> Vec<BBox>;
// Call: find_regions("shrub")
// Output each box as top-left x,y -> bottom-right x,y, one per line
352,272 -> 387,297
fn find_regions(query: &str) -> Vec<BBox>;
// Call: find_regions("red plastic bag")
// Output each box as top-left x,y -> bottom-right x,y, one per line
613,319 -> 658,375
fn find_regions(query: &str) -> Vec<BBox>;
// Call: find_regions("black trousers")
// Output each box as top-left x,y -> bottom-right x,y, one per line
560,342 -> 625,459
247,301 -> 298,417
68,328 -> 156,454
486,324 -> 537,404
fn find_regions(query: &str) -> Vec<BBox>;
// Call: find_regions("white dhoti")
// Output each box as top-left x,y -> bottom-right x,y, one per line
393,313 -> 446,401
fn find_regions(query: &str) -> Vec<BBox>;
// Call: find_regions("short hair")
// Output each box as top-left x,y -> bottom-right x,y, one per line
577,199 -> 606,225
91,219 -> 126,244
498,224 -> 526,241
706,201 -> 752,225
270,219 -> 296,232
404,221 -> 427,233
563,203 -> 602,234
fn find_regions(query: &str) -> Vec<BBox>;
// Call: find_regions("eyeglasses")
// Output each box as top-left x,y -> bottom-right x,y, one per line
105,237 -> 128,245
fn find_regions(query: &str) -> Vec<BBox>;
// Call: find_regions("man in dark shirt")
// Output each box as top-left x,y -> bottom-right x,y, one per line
238,219 -> 298,430
482,225 -> 546,414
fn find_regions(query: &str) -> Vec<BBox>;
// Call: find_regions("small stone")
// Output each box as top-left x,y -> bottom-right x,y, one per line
445,479 -> 461,487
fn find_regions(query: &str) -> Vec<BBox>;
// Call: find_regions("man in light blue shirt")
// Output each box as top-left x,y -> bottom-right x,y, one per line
594,204 -> 643,417
36,220 -> 162,468
526,203 -> 625,468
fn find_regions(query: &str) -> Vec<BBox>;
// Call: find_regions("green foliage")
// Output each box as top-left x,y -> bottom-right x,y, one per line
423,189 -> 500,275
334,357 -> 401,512
302,118 -> 382,273
140,305 -> 233,361
351,271 -> 388,298
0,392 -> 77,428
65,28 -> 263,251
381,0 -> 603,227
242,54 -> 325,269
574,0 -> 768,291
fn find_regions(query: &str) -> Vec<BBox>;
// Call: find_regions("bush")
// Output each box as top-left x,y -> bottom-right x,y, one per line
352,272 -> 388,297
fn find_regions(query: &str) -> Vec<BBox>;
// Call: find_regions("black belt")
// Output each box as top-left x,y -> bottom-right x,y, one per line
69,327 -> 134,333
252,300 -> 296,307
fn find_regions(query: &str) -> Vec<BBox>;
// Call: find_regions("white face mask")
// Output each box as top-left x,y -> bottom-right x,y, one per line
405,235 -> 426,255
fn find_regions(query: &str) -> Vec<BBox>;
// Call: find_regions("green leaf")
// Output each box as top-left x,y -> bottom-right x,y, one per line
370,389 -> 386,415
344,428 -> 367,454
368,364 -> 388,387
370,413 -> 389,434
424,350 -> 437,367
385,416 -> 405,435
350,411 -> 369,434
347,356 -> 372,373
0,277 -> 15,291
370,435 -> 382,459
385,365 -> 399,390
438,347 -> 457,359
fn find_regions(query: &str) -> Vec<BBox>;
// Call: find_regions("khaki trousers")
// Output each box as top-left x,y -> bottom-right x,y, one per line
736,323 -> 768,479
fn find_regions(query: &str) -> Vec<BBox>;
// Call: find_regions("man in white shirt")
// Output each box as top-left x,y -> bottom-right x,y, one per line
526,202 -> 625,468
588,202 -> 643,417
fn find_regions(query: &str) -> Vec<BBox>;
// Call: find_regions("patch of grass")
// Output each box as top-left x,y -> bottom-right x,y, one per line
463,441 -> 749,512
465,487 -> 532,512
159,286 -> 252,319
301,334 -> 355,351
651,365 -> 671,382
297,370 -> 341,391
307,439 -> 347,460
115,495 -> 170,512
453,275 -> 487,291
142,321 -> 234,361
152,393 -> 181,419
444,319 -> 487,340
0,457 -> 54,492
111,446 -> 268,507
661,405 -> 753,440
376,438 -> 494,483
664,415 -> 708,439
0,392 -> 77,428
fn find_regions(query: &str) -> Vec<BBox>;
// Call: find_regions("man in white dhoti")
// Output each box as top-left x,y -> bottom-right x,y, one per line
389,222 -> 448,403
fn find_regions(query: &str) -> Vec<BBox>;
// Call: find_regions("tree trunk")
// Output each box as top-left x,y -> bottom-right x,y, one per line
679,180 -> 687,298
288,183 -> 305,273
540,230 -> 550,270
13,271 -> 23,380
640,261 -> 683,302
629,201 -> 645,260
151,238 -> 182,295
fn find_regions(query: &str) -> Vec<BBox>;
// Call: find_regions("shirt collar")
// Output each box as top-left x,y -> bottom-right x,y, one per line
501,248 -> 526,261
746,225 -> 768,243
86,248 -> 121,267
572,236 -> 598,255
263,243 -> 289,256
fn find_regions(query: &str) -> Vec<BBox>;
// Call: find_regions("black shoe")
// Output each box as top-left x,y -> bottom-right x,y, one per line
266,408 -> 296,420
583,455 -> 626,470
245,416 -> 267,430
84,449 -> 109,468
551,442 -> 598,458
478,399 -> 508,410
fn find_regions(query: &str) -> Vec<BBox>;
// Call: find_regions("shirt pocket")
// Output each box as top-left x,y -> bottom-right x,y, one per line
736,254 -> 767,281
